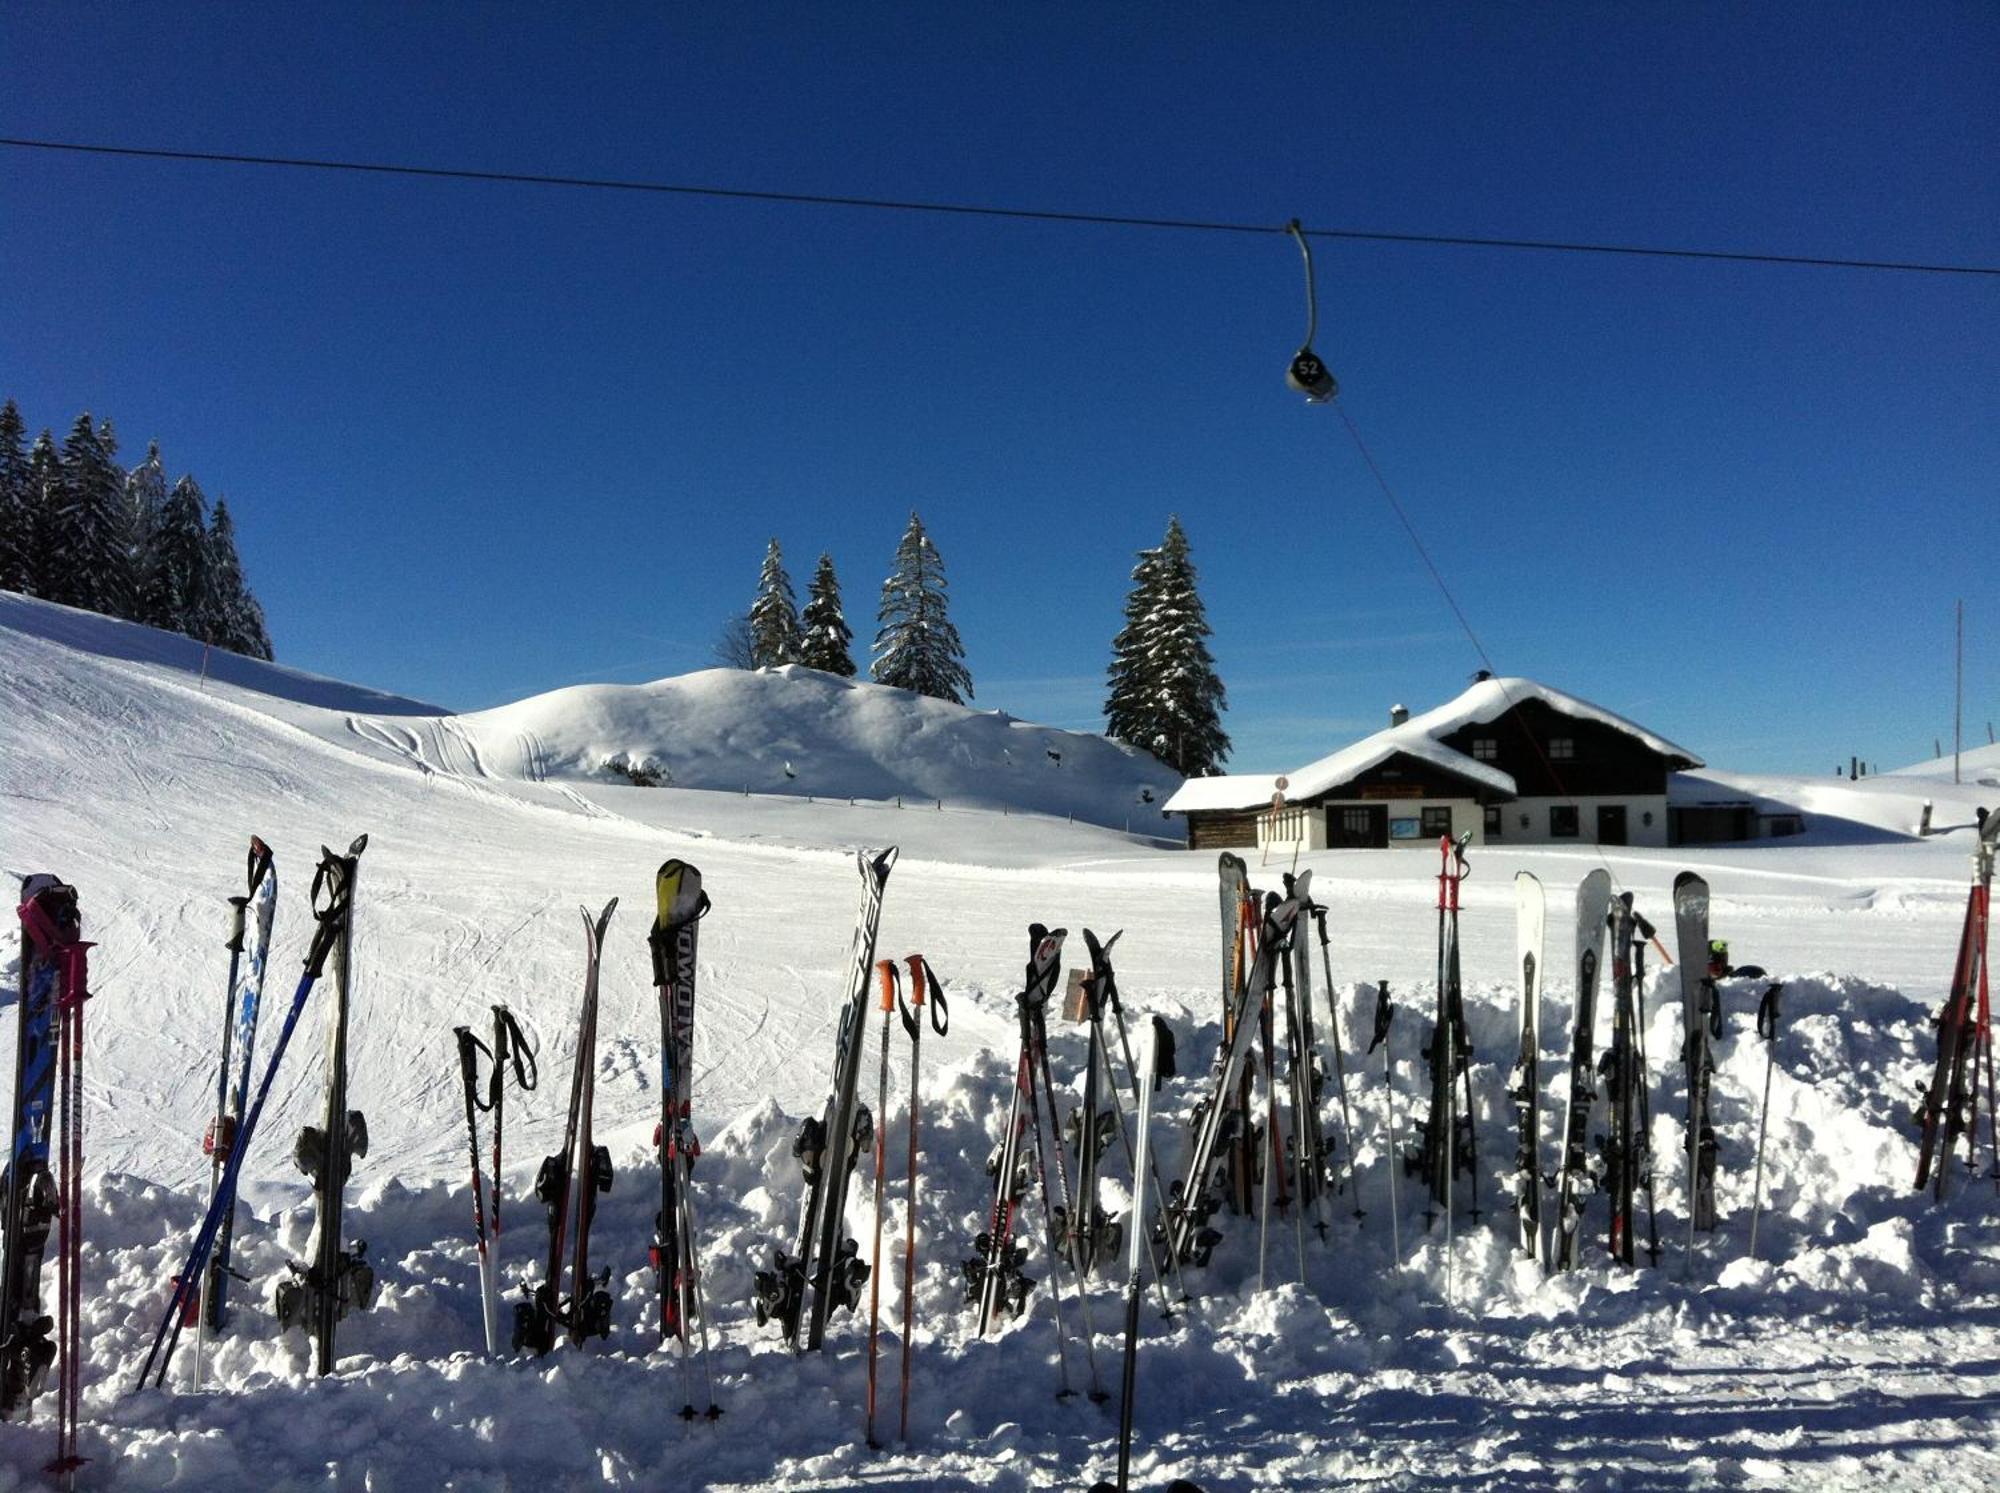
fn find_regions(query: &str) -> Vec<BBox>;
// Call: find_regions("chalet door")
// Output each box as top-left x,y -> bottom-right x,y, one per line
1597,805 -> 1628,845
1329,804 -> 1388,849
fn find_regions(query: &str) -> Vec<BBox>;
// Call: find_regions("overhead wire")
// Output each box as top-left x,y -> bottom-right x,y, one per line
3,136 -> 1996,279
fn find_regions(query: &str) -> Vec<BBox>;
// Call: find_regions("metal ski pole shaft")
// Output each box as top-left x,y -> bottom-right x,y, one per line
1748,982 -> 1784,1259
898,955 -> 946,1440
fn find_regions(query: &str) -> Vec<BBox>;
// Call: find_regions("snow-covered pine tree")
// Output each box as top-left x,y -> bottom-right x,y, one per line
798,551 -> 856,676
123,440 -> 167,617
24,431 -> 62,601
872,511 -> 972,704
0,400 -> 30,594
748,537 -> 803,668
53,412 -> 134,618
204,498 -> 274,658
1103,515 -> 1230,776
143,473 -> 211,639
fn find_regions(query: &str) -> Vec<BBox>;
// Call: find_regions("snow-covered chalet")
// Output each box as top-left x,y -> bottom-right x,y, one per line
1164,674 -> 1703,851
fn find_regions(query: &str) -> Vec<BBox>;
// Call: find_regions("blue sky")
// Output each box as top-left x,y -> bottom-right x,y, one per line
3,4 -> 1995,775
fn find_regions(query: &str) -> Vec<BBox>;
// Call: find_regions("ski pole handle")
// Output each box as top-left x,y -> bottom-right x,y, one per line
1368,981 -> 1394,1054
899,955 -> 948,1038
225,894 -> 250,954
456,1026 -> 494,1111
494,1005 -> 538,1095
876,958 -> 899,1013
1756,982 -> 1784,1042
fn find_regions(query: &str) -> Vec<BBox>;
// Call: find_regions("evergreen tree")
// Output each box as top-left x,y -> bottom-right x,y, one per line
143,473 -> 211,637
203,499 -> 273,658
748,538 -> 803,668
52,412 -> 134,617
0,400 -> 30,593
797,552 -> 856,676
24,431 -> 62,600
124,440 -> 167,616
1103,515 -> 1230,776
872,511 -> 972,704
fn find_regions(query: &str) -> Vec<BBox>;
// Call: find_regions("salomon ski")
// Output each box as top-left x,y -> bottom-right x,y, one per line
274,838 -> 377,1372
754,847 -> 898,1351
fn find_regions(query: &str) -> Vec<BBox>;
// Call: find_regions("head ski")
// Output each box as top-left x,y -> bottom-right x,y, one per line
1552,869 -> 1613,1271
1511,872 -> 1545,1262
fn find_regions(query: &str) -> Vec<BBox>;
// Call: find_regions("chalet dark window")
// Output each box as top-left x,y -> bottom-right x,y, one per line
1483,805 -> 1502,837
1341,808 -> 1373,836
1550,805 -> 1579,837
1548,737 -> 1575,760
1421,806 -> 1453,837
1471,737 -> 1498,761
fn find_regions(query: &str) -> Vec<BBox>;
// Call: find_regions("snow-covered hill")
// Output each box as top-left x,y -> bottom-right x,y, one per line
2,592 -> 1997,1490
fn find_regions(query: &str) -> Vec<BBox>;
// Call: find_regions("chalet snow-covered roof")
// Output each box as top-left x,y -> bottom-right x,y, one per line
1162,676 -> 1702,814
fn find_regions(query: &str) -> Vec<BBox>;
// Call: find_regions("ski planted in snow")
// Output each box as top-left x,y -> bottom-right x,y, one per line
1552,869 -> 1613,1271
1510,872 -> 1545,1261
1057,942 -> 1123,1278
648,859 -> 718,1416
274,839 -> 378,1372
1161,877 -> 1306,1268
1216,854 -> 1260,1217
1915,807 -> 1998,1197
514,898 -> 620,1354
754,847 -> 898,1351
1673,873 -> 1722,1237
3,876 -> 72,1423
197,837 -> 277,1375
1408,836 -> 1479,1232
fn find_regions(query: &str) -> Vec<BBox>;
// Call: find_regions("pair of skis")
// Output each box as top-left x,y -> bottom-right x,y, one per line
863,953 -> 948,1446
649,859 -> 719,1415
964,926 -> 1105,1400
137,836 -> 372,1391
754,847 -> 899,1352
1411,836 -> 1479,1261
1915,807 -> 2000,1198
452,1004 -> 537,1354
1162,877 -> 1305,1271
7,877 -> 90,1485
195,839 -> 277,1385
515,899 -> 619,1354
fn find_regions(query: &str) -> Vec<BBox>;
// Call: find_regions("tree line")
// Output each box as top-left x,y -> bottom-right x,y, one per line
727,511 -> 1228,777
0,398 -> 273,660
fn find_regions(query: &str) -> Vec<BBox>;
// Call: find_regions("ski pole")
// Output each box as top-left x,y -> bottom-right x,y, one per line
1748,981 -> 1784,1260
864,960 -> 898,1448
1106,1019 -> 1168,1493
1095,951 -> 1187,1310
1313,906 -> 1363,1218
1029,1000 -> 1107,1402
1369,982 -> 1402,1264
453,1025 -> 500,1354
898,955 -> 947,1441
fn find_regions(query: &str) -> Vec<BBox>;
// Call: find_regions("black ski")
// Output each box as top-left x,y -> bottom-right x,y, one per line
1552,869 -> 1613,1271
274,838 -> 376,1373
754,847 -> 898,1351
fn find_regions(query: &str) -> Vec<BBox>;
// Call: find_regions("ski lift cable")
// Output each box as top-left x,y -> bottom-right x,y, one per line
2,136 -> 1996,279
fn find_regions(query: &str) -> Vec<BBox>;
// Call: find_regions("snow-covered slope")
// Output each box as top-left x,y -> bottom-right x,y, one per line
2,593 -> 1997,1490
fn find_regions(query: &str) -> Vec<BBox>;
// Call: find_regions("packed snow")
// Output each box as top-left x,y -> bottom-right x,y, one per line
1,593 -> 1996,1491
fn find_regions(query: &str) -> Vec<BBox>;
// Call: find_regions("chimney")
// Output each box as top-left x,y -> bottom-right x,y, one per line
1389,703 -> 1409,728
